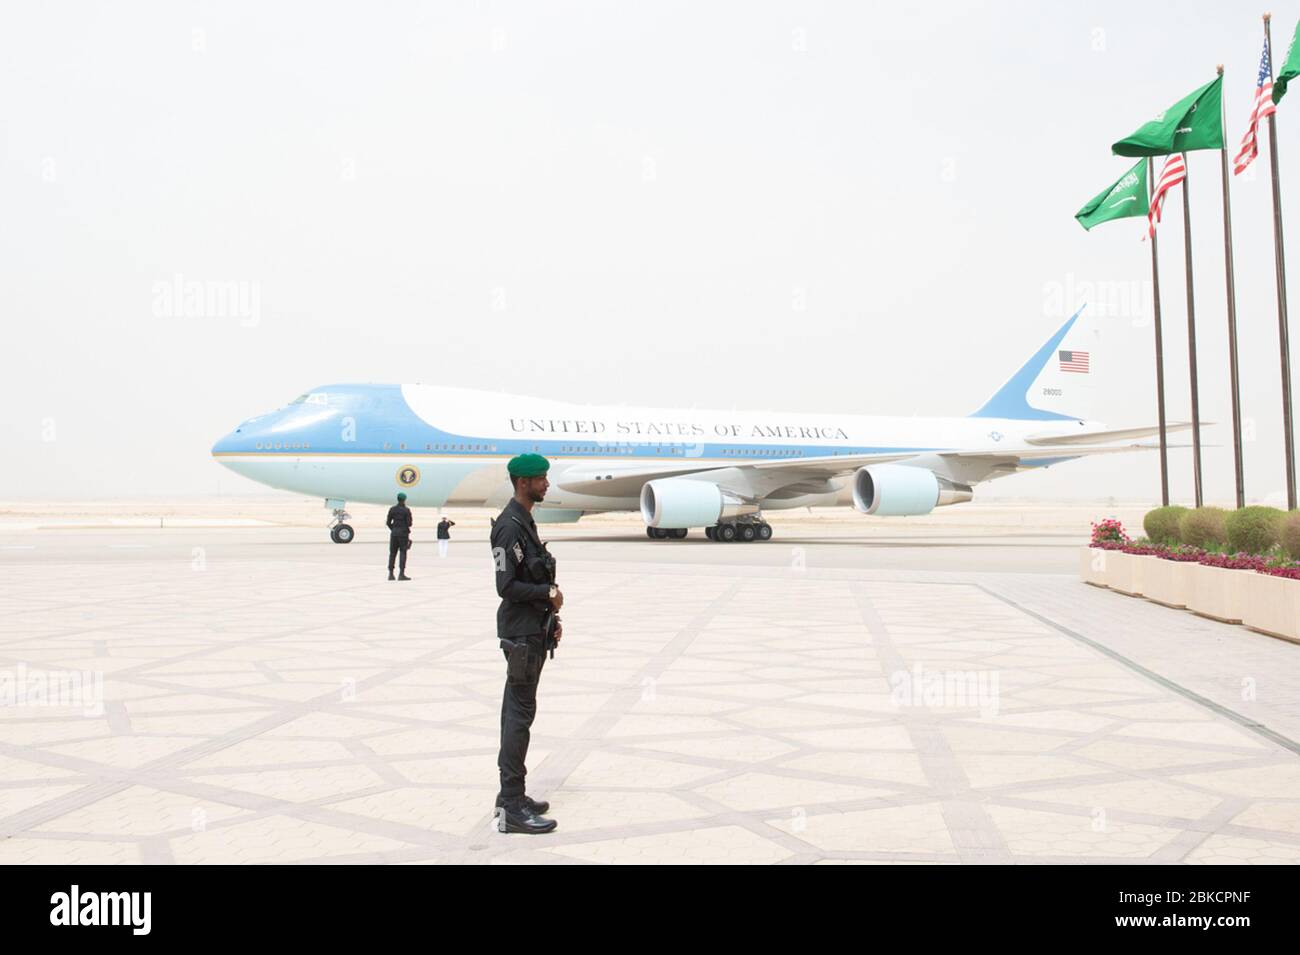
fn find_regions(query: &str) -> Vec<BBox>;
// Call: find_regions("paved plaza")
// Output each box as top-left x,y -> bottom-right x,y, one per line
1,505 -> 1298,864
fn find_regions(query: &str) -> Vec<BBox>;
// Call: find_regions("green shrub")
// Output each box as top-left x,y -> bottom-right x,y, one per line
1143,505 -> 1189,544
1179,507 -> 1228,550
1224,505 -> 1286,555
1281,511 -> 1300,561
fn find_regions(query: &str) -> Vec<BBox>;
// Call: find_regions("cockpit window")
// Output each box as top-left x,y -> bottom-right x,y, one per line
289,392 -> 330,406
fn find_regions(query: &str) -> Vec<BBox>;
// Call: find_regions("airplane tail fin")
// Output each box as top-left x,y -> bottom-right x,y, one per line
968,306 -> 1093,421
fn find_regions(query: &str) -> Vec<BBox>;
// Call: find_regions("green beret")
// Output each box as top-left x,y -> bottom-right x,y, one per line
396,492 -> 407,501
507,453 -> 550,477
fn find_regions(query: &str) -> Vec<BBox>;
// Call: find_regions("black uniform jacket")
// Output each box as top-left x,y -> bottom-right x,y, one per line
490,498 -> 553,638
386,504 -> 413,539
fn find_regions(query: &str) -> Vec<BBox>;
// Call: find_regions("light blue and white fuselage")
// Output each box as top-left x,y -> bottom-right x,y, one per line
211,309 -> 1185,542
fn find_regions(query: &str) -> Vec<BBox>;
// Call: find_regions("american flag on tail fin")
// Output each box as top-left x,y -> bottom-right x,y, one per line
1059,350 -> 1090,373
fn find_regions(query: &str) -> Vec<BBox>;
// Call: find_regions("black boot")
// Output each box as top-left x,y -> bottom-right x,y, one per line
494,800 -> 557,834
388,571 -> 396,581
398,573 -> 412,581
496,794 -> 550,815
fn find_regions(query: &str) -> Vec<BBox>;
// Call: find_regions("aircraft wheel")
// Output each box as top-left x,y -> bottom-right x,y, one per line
646,526 -> 657,539
717,524 -> 737,542
739,524 -> 757,542
757,523 -> 773,541
672,528 -> 688,539
333,524 -> 355,544
705,526 -> 716,541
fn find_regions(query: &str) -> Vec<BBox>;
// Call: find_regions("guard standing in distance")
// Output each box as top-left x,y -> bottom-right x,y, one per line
436,515 -> 455,558
490,453 -> 563,834
386,491 -> 413,581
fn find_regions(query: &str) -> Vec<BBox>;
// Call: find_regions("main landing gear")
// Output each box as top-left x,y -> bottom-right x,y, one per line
644,516 -> 774,542
327,500 -> 354,544
704,519 -> 773,542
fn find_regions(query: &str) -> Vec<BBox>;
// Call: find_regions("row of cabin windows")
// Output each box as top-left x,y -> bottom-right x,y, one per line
557,445 -> 634,454
252,442 -> 810,457
254,442 -> 499,452
386,443 -> 497,452
551,446 -> 805,457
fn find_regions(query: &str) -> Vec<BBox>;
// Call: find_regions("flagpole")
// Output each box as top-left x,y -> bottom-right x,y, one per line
1217,64 -> 1247,509
1147,157 -> 1171,505
1181,152 -> 1204,507
1265,13 -> 1298,510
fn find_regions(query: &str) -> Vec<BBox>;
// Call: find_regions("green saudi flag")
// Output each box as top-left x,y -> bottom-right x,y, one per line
1112,75 -> 1224,156
1274,20 -> 1300,103
1076,158 -> 1149,231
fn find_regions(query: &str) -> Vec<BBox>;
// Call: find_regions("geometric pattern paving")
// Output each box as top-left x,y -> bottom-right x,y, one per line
1,536 -> 1298,864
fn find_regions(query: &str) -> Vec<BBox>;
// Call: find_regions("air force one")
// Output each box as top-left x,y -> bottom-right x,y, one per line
211,307 -> 1188,543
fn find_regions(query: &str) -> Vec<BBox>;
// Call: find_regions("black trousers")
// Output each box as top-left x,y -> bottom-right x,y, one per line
388,535 -> 409,572
497,634 -> 546,803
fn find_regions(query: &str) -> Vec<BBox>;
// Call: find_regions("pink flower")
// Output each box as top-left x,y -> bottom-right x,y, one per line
1259,563 -> 1300,579
1198,552 -> 1270,571
1090,518 -> 1129,546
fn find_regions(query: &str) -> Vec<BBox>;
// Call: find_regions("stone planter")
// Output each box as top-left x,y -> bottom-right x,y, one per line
1142,556 -> 1195,609
1186,563 -> 1247,624
1190,563 -> 1248,623
1240,572 -> 1300,643
1106,551 -> 1144,597
1079,546 -> 1110,587
1077,537 -> 1300,645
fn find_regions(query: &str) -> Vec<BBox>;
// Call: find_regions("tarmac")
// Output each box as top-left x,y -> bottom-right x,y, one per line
1,499 -> 1297,864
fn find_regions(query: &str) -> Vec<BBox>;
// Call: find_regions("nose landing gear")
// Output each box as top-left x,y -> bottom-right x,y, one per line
326,500 -> 354,544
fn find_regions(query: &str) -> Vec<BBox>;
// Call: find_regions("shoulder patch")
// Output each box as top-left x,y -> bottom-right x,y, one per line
512,541 -> 524,564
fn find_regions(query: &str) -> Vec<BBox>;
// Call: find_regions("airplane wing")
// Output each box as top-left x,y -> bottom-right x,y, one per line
1023,421 -> 1198,446
555,442 -> 1185,499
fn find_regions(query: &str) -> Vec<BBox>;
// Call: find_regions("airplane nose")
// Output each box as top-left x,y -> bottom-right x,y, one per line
212,393 -> 341,462
211,427 -> 245,457
212,412 -> 272,456
212,405 -> 321,458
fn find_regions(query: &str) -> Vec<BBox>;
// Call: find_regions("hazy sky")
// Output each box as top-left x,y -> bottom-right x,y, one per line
3,0 -> 1299,504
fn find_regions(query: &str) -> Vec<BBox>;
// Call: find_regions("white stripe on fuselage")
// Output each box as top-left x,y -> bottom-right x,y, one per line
214,383 -> 1096,509
399,384 -> 1086,452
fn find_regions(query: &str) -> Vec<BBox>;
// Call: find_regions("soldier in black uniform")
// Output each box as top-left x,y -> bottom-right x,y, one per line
386,491 -> 413,581
490,453 -> 563,834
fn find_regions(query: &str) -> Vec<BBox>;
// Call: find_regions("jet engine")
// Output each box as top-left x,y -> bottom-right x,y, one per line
640,478 -> 758,528
852,464 -> 973,516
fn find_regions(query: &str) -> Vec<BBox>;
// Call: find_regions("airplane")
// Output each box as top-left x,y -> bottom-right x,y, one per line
211,306 -> 1189,543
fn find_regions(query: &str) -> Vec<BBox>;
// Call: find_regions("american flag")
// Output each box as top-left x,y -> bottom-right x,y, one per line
1234,40 -> 1277,175
1147,153 -> 1186,239
1059,349 -> 1090,373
